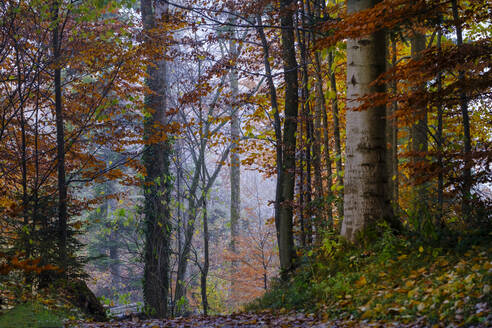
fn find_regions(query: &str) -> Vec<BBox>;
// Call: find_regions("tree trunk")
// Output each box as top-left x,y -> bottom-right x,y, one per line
451,0 -> 472,216
278,0 -> 298,277
200,173 -> 209,316
436,25 -> 444,223
314,51 -> 334,230
141,0 -> 171,317
296,7 -> 314,244
385,33 -> 399,208
327,50 -> 344,219
228,24 -> 241,297
255,13 -> 282,251
341,0 -> 392,242
52,0 -> 68,270
410,32 -> 428,226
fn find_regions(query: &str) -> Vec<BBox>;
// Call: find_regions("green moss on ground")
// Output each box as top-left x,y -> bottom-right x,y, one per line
0,302 -> 64,328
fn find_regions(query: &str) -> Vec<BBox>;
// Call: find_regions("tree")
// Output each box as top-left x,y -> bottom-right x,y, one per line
140,0 -> 172,317
341,0 -> 392,242
227,14 -> 241,295
277,0 -> 298,276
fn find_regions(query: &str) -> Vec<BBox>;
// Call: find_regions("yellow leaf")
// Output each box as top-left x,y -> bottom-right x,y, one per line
405,280 -> 415,288
419,246 -> 424,253
355,275 -> 367,287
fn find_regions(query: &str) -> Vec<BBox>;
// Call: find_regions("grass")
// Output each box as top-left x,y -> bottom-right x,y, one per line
247,228 -> 492,326
0,302 -> 64,328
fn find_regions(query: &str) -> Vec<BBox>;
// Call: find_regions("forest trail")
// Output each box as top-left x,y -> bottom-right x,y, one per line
72,312 -> 329,327
69,312 -> 466,328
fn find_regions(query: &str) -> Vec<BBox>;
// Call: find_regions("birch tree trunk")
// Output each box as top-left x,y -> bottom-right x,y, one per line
341,0 -> 392,242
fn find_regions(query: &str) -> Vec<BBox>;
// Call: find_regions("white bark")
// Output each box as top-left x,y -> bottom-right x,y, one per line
341,0 -> 391,242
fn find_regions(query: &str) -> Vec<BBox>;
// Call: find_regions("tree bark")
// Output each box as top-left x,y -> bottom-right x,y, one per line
200,169 -> 209,316
314,52 -> 334,230
341,0 -> 392,242
451,0 -> 472,216
410,32 -> 428,224
228,22 -> 241,296
327,50 -> 344,218
141,0 -> 171,317
278,0 -> 298,277
296,7 -> 314,244
255,13 -> 283,251
52,0 -> 68,270
436,25 -> 444,222
385,33 -> 399,208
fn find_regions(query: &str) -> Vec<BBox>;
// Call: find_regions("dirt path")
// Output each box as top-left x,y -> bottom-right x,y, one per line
71,312 -> 331,327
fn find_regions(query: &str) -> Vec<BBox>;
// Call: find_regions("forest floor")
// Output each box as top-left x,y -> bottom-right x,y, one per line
2,233 -> 490,328
68,311 -> 470,328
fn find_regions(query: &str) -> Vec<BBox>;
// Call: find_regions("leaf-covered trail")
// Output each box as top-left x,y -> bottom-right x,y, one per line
72,312 -> 328,327
70,312 -> 474,328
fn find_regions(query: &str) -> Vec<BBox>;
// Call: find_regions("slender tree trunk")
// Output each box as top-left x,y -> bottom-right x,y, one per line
314,52 -> 334,229
174,140 -> 230,314
15,48 -> 30,258
436,25 -> 444,222
52,0 -> 68,270
298,126 -> 306,247
341,0 -> 392,242
410,32 -> 428,227
385,33 -> 399,216
296,7 -> 315,244
141,0 -> 171,317
327,51 -> 344,218
228,23 -> 241,297
255,14 -> 282,248
105,179 -> 120,288
312,74 -> 325,228
278,0 -> 298,277
451,0 -> 472,216
390,34 -> 399,205
306,0 -> 325,237
174,198 -> 196,314
200,172 -> 209,315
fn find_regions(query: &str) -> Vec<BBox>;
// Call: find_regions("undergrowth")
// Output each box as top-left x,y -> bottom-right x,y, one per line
246,227 -> 492,326
0,301 -> 66,328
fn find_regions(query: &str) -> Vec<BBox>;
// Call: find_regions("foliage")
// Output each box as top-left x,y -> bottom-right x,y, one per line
247,231 -> 492,326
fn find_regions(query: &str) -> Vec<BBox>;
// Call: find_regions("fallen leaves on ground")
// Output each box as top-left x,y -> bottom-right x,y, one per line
68,310 -> 491,328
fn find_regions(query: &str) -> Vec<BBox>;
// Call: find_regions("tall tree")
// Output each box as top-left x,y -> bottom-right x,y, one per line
451,0 -> 472,216
341,0 -> 392,242
278,0 -> 298,276
52,0 -> 68,271
228,17 -> 241,295
141,0 -> 172,317
410,31 -> 428,222
255,12 -> 283,252
385,32 -> 399,208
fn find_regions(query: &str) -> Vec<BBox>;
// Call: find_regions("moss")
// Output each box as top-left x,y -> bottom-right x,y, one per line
0,302 -> 64,328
